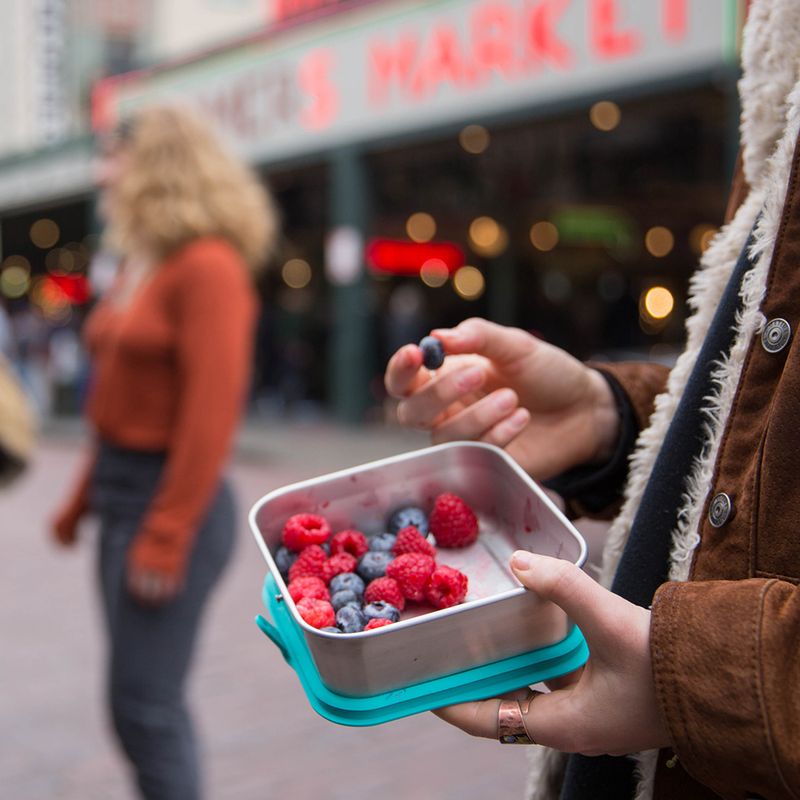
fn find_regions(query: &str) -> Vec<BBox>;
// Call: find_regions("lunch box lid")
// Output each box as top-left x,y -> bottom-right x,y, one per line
256,574 -> 589,727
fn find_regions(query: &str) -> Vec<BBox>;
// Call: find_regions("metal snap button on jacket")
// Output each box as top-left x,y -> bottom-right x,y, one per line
708,492 -> 732,528
761,318 -> 791,353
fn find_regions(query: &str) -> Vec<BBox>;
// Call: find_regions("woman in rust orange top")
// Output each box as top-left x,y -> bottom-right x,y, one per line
51,106 -> 277,800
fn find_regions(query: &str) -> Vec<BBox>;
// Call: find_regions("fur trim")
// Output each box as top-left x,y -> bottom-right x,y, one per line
633,750 -> 659,800
524,748 -> 567,800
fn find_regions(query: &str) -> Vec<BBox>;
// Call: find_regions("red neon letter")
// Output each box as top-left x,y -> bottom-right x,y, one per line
662,0 -> 688,41
298,48 -> 338,131
590,0 -> 641,60
472,2 -> 517,80
368,36 -> 418,105
411,25 -> 467,98
525,0 -> 573,71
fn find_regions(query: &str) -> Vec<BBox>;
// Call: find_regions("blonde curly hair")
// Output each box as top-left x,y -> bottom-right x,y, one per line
103,105 -> 277,272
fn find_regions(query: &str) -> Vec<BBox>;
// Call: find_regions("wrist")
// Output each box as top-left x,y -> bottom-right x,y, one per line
587,368 -> 621,463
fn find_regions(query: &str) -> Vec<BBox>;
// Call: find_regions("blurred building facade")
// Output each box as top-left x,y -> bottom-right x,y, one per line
0,0 -> 745,421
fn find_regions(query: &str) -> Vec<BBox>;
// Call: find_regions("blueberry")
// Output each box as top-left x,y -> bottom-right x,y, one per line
419,336 -> 445,370
336,605 -> 367,633
331,589 -> 361,612
274,546 -> 297,578
320,626 -> 342,634
357,551 -> 393,583
329,572 -> 365,597
387,506 -> 429,536
363,601 -> 400,623
368,532 -> 397,552
320,542 -> 331,556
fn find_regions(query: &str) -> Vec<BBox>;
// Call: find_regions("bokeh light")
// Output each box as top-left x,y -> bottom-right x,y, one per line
420,258 -> 449,287
529,221 -> 559,251
281,258 -> 312,289
0,264 -> 31,298
589,101 -> 621,131
642,286 -> 675,320
453,265 -> 485,299
645,226 -> 675,258
406,212 -> 436,243
459,124 -> 490,154
468,216 -> 508,257
30,218 -> 60,249
690,223 -> 718,255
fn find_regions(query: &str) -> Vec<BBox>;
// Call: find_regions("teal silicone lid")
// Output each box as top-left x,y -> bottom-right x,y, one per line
256,574 -> 589,727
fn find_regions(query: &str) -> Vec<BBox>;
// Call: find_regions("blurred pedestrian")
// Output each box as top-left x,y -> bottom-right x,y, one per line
51,105 -> 277,800
0,351 -> 35,486
385,0 -> 800,797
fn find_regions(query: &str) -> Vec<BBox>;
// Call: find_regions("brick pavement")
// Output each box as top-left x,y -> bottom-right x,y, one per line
1,424 -> 534,800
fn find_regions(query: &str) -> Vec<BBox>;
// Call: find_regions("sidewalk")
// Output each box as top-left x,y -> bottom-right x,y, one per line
2,422 -> 533,800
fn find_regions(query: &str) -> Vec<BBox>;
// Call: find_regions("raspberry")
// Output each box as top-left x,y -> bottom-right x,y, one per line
365,618 -> 394,631
296,598 -> 335,629
321,553 -> 358,585
386,553 -> 435,602
392,525 -> 436,559
425,565 -> 468,609
282,513 -> 331,552
287,576 -> 330,604
428,493 -> 479,548
288,544 -> 327,582
364,577 -> 406,611
330,529 -> 369,560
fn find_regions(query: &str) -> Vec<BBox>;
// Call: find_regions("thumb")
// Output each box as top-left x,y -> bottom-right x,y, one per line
431,318 -> 536,367
509,551 -> 627,642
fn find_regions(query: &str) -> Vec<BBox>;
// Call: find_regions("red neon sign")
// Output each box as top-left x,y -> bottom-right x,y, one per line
366,240 -> 465,276
47,274 -> 91,304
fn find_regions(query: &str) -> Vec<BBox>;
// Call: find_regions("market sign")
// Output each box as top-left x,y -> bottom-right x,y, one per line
93,0 -> 736,164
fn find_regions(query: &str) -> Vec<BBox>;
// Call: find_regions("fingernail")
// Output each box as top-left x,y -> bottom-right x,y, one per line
495,390 -> 516,412
511,551 -> 533,570
508,408 -> 529,429
457,366 -> 483,390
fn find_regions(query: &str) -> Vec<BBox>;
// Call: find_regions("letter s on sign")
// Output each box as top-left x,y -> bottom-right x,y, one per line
298,48 -> 339,131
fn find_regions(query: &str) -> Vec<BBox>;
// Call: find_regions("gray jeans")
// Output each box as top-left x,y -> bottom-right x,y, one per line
91,442 -> 236,800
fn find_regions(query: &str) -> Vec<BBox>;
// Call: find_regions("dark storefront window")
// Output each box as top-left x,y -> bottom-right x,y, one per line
366,85 -> 731,366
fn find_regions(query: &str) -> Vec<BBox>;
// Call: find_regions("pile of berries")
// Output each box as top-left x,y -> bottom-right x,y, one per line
275,493 -> 477,632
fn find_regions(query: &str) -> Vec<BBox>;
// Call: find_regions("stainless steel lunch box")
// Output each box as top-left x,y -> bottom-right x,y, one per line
250,441 -> 587,697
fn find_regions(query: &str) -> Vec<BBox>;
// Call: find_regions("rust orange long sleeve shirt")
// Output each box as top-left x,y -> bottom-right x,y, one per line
82,237 -> 257,579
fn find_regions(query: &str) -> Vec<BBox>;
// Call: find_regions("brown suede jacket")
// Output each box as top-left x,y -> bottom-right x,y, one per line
599,143 -> 800,798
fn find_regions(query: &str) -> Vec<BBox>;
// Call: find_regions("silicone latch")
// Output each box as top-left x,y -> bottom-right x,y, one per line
255,614 -> 291,666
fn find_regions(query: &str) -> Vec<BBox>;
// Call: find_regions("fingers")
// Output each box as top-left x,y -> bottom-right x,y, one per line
127,567 -> 179,606
433,698 -> 501,739
431,393 -> 530,447
52,518 -> 78,547
510,551 -> 630,643
396,360 -> 487,429
384,344 -> 425,399
432,318 -> 536,367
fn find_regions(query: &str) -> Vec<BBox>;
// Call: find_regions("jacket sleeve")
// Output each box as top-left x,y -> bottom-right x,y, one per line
546,361 -> 670,520
127,243 -> 255,582
650,578 -> 800,798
